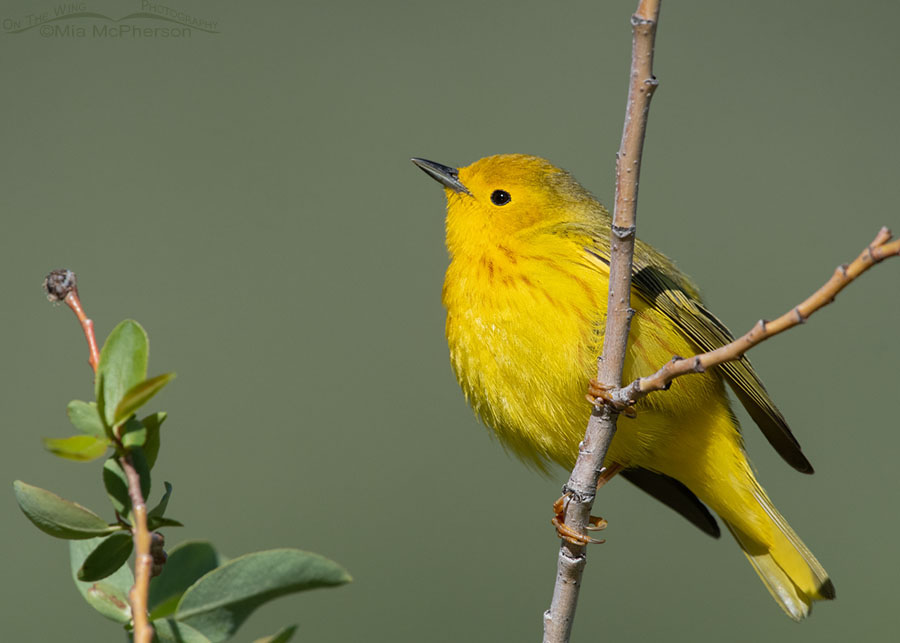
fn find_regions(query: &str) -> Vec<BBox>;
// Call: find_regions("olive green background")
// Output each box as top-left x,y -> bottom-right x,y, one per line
2,1 -> 898,641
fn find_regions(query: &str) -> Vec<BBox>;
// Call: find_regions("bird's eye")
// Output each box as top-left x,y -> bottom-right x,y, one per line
490,189 -> 511,206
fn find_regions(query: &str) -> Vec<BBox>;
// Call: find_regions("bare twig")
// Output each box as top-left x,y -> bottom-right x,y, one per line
45,270 -> 155,643
43,270 -> 99,371
64,290 -> 100,373
542,1 -> 662,641
609,228 -> 900,407
542,0 -> 900,639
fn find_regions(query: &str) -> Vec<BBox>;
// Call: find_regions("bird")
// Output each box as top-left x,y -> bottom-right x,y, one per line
412,153 -> 834,620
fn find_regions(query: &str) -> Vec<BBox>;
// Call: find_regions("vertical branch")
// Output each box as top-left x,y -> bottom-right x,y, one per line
542,1 -> 662,641
122,454 -> 154,643
44,269 -> 155,643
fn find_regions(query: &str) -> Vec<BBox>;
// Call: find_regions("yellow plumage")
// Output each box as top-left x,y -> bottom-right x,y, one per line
414,153 -> 834,620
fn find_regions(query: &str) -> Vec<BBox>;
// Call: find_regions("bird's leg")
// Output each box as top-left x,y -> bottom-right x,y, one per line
587,379 -> 637,418
552,462 -> 623,545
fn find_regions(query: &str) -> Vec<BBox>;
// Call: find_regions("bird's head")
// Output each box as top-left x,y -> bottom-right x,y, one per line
413,154 -> 604,258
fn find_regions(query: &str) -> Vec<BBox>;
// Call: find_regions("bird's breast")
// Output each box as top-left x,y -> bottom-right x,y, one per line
442,245 -> 605,468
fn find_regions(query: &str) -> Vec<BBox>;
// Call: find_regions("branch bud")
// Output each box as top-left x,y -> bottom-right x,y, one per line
43,269 -> 77,302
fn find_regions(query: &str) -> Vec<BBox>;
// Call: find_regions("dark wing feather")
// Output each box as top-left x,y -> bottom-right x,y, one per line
622,468 -> 720,538
585,236 -> 814,474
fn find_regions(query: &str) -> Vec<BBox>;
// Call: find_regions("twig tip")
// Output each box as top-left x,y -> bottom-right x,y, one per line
43,269 -> 77,303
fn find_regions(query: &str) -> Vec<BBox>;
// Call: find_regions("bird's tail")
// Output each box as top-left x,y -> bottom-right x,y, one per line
723,480 -> 835,621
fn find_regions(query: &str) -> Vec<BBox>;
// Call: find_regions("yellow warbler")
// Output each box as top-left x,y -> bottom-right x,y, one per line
413,154 -> 834,620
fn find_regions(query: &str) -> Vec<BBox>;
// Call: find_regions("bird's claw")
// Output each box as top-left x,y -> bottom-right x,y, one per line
586,378 -> 637,418
586,515 -> 609,531
552,493 -> 607,546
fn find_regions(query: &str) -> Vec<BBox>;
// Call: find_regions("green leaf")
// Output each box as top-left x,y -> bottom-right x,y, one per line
149,516 -> 184,530
114,372 -> 175,427
86,582 -> 132,624
142,412 -> 167,469
147,483 -> 183,530
13,480 -> 118,539
254,625 -> 297,643
77,532 -> 133,582
153,619 -> 212,643
67,400 -> 106,438
132,447 -> 152,503
103,453 -> 151,523
42,434 -> 109,461
121,416 -> 147,448
96,320 -> 149,427
70,538 -> 133,624
102,458 -> 130,516
175,549 -> 351,641
149,481 -> 174,520
149,541 -> 223,620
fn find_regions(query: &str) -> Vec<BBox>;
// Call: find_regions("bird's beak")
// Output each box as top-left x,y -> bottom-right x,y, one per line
411,158 -> 471,195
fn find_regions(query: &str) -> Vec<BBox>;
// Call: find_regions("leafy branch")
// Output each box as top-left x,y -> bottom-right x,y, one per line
13,270 -> 351,642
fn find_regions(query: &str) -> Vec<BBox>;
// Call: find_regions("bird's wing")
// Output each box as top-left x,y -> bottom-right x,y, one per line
621,468 -> 720,537
585,238 -> 814,474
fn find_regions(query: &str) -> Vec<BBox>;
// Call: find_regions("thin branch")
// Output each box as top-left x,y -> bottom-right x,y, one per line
44,270 -> 155,643
65,290 -> 100,372
122,454 -> 154,643
542,1 -> 662,641
43,270 -> 99,371
611,228 -> 900,407
542,0 -> 898,639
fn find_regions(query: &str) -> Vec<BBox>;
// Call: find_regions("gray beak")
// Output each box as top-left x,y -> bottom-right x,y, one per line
411,158 -> 471,195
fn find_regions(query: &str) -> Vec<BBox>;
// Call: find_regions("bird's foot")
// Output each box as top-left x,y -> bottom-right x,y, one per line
586,379 -> 637,418
551,492 -> 607,546
550,463 -> 623,546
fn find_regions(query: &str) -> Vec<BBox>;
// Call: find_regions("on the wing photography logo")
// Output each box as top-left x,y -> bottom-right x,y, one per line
2,1 -> 219,39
